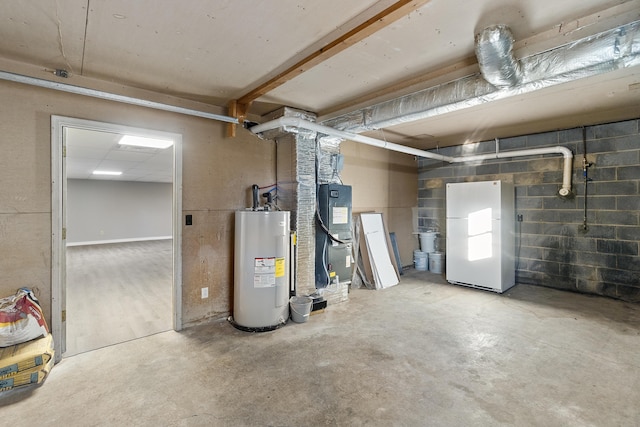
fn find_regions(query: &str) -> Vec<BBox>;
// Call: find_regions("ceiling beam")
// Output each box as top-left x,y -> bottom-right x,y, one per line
227,0 -> 431,137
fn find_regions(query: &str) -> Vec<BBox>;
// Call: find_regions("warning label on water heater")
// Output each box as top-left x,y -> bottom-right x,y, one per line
275,257 -> 285,278
254,257 -> 276,287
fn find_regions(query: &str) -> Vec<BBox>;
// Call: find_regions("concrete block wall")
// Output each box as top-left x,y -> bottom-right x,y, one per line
418,118 -> 639,302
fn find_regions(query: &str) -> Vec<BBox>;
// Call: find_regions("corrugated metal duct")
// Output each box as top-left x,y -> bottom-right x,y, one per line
475,25 -> 523,88
322,20 -> 640,133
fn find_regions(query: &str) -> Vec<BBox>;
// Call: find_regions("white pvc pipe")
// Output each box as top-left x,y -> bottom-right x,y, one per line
250,116 -> 454,162
250,117 -> 574,197
449,146 -> 574,197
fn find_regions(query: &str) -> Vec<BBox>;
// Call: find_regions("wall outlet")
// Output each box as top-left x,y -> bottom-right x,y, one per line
201,287 -> 208,299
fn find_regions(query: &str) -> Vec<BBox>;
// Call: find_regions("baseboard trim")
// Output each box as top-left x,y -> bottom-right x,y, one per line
67,236 -> 172,247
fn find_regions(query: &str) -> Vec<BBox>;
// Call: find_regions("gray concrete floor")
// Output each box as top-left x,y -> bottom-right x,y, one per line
2,270 -> 639,426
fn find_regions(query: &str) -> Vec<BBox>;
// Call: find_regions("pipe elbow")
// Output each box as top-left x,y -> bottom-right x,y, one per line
558,146 -> 573,159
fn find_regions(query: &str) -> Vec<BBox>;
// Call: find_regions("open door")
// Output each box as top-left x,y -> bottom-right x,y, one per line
51,116 -> 183,361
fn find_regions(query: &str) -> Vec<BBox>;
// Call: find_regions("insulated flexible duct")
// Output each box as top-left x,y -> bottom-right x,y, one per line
322,20 -> 640,133
475,25 -> 523,87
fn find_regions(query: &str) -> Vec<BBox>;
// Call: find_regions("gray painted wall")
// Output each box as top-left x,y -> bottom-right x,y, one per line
67,179 -> 172,244
418,118 -> 639,302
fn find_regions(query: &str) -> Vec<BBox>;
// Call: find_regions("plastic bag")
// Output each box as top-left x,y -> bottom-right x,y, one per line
0,288 -> 49,347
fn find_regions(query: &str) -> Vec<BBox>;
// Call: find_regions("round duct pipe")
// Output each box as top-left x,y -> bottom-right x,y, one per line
475,25 -> 523,88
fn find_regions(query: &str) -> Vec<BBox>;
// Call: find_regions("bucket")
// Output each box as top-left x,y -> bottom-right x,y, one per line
429,252 -> 444,274
414,250 -> 428,271
419,231 -> 438,253
290,296 -> 313,323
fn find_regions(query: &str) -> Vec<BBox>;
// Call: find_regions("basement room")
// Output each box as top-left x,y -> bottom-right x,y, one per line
0,0 -> 639,425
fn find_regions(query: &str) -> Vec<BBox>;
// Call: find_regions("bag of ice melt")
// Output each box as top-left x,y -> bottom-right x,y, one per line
0,288 -> 49,347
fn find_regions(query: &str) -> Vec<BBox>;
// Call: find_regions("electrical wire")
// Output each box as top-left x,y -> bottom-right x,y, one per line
314,135 -> 349,244
314,136 -> 343,243
322,232 -> 330,287
315,211 -> 349,244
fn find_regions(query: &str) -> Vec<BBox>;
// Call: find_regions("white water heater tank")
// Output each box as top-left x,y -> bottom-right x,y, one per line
234,210 -> 290,329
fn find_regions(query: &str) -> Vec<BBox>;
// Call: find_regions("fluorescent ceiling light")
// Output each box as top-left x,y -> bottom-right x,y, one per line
93,170 -> 122,176
119,135 -> 173,149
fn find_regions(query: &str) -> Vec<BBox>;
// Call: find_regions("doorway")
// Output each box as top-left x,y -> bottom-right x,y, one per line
51,116 -> 183,360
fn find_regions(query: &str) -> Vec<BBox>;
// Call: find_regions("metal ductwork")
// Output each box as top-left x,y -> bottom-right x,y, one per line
322,20 -> 640,133
475,25 -> 523,88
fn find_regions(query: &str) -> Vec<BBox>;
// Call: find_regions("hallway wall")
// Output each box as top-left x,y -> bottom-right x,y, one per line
67,179 -> 172,244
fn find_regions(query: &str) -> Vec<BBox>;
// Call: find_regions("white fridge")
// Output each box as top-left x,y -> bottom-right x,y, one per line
445,181 -> 515,293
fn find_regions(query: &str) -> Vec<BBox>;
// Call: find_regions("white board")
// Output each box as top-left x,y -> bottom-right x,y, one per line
360,213 -> 399,289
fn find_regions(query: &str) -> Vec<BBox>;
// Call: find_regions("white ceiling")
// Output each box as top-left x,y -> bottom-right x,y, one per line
1,0 -> 639,151
65,128 -> 173,183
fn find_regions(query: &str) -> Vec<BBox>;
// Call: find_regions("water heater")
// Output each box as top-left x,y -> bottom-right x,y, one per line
234,210 -> 290,330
